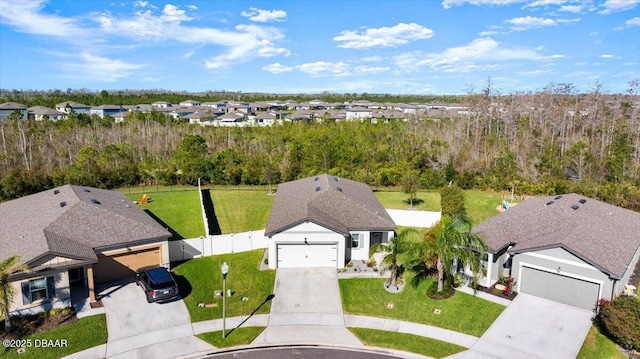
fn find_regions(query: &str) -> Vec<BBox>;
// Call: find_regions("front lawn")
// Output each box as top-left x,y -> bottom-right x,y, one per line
197,327 -> 265,348
0,314 -> 107,359
577,325 -> 627,359
173,250 -> 275,323
340,278 -> 504,337
349,328 -> 466,358
124,190 -> 205,239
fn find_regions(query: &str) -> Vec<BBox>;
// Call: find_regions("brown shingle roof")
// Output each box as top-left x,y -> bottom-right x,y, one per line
265,174 -> 396,237
473,193 -> 640,279
0,185 -> 171,267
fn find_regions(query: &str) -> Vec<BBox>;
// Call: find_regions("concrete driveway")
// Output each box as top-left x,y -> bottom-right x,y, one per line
252,267 -> 362,346
99,280 -> 213,358
448,293 -> 593,359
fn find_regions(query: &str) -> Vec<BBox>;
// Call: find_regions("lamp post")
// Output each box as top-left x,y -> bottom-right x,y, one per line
220,262 -> 229,339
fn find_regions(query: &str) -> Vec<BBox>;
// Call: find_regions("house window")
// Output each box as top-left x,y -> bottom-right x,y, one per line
21,277 -> 54,304
351,233 -> 361,248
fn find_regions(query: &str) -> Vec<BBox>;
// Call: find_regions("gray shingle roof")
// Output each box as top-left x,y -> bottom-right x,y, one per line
0,185 -> 171,267
0,102 -> 27,110
265,174 -> 396,237
473,193 -> 640,279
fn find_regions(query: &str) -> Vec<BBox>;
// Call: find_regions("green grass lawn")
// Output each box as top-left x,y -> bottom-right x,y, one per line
124,190 -> 205,239
340,278 -> 504,337
577,325 -> 627,359
197,327 -> 265,348
374,191 -> 441,211
0,314 -> 107,359
173,250 -> 275,323
208,190 -> 274,234
349,328 -> 466,358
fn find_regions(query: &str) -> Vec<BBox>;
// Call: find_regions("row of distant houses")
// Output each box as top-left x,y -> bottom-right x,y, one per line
0,99 -> 469,127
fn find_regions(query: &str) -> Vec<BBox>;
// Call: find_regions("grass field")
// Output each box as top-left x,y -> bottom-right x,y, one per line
577,325 -> 627,359
0,314 -> 107,359
208,190 -> 274,233
349,328 -> 466,358
197,327 -> 266,348
340,278 -> 505,337
173,250 -> 276,323
374,191 -> 441,211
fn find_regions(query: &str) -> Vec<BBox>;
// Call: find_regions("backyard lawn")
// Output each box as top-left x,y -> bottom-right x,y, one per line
0,314 -> 107,359
349,328 -> 466,358
374,191 -> 441,211
197,327 -> 266,348
124,190 -> 205,239
173,250 -> 275,323
340,278 -> 505,337
208,190 -> 274,233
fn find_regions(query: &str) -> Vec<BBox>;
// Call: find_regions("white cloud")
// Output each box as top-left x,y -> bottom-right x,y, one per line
353,66 -> 390,74
262,63 -> 293,74
559,4 -> 584,13
0,0 -> 90,41
360,55 -> 383,62
392,37 -> 543,73
506,16 -> 557,31
187,5 -> 197,10
442,0 -> 524,9
61,52 -> 146,82
479,30 -> 499,36
240,7 -> 287,23
334,23 -> 434,49
599,0 -> 640,14
162,4 -> 191,23
600,54 -> 616,58
257,47 -> 291,57
557,18 -> 581,23
549,54 -> 568,59
626,17 -> 640,26
296,61 -> 350,77
524,0 -> 573,8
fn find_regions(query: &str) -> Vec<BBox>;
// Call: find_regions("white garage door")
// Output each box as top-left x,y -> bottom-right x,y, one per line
277,244 -> 338,268
520,266 -> 600,311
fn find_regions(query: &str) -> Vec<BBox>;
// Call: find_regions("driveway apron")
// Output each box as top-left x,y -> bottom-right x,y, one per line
448,293 -> 593,359
100,281 -> 214,358
252,267 -> 362,346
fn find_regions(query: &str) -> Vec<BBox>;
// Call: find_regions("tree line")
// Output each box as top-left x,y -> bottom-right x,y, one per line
0,82 -> 639,211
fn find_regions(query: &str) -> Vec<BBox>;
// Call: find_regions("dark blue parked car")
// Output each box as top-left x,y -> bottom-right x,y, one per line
135,266 -> 179,303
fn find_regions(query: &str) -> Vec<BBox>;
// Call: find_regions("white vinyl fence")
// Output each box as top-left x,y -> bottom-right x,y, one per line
170,230 -> 268,262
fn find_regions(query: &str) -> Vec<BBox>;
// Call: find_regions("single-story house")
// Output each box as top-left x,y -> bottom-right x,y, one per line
265,174 -> 396,269
55,101 -> 92,115
474,193 -> 640,311
0,185 -> 171,315
0,102 -> 28,120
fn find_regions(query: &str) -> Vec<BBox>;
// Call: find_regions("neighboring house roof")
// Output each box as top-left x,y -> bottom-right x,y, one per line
92,104 -> 122,110
56,101 -> 90,109
0,102 -> 27,110
265,174 -> 396,237
28,106 -> 65,117
0,185 -> 171,270
473,193 -> 640,279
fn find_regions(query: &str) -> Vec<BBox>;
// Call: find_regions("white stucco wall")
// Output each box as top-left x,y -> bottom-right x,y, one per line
268,222 -> 345,269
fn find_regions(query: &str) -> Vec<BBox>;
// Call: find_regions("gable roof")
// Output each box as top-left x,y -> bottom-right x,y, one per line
56,101 -> 91,109
473,193 -> 640,279
0,185 -> 171,269
265,174 -> 396,237
0,102 -> 27,110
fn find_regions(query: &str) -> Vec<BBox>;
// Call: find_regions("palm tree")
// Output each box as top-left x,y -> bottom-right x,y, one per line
407,215 -> 487,293
370,228 -> 420,289
1,256 -> 31,332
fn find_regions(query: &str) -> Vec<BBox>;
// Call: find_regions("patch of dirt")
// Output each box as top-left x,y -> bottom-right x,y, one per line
90,300 -> 104,308
0,309 -> 78,340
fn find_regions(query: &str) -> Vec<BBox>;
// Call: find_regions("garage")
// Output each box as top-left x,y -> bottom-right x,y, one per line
93,246 -> 161,284
277,244 -> 338,268
520,266 -> 600,311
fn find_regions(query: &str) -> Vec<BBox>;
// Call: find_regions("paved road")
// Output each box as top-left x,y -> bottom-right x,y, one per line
203,346 -> 408,359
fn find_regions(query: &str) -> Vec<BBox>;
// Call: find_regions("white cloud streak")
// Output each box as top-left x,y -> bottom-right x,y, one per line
240,7 -> 287,23
599,0 -> 640,14
334,23 -> 434,49
506,16 -> 557,31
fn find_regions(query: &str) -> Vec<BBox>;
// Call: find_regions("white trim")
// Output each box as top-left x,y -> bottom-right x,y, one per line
517,262 -> 603,300
520,251 -> 600,271
485,253 -> 493,287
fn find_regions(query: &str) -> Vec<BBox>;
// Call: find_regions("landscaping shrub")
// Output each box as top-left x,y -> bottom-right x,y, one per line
598,296 -> 640,351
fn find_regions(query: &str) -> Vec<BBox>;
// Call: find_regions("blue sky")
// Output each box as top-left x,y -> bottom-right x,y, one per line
0,0 -> 638,94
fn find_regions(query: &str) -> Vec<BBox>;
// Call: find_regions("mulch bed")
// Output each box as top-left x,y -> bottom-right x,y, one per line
0,309 -> 78,340
477,284 -> 519,301
90,300 -> 104,308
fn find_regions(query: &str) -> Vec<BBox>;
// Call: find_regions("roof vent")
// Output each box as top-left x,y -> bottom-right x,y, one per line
314,176 -> 319,181
315,186 -> 321,192
333,177 -> 339,181
545,201 -> 554,206
83,188 -> 91,192
60,202 -> 67,207
579,199 -> 587,204
555,195 -> 563,200
91,199 -> 101,204
53,189 -> 60,195
571,204 -> 579,210
337,186 -> 342,192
